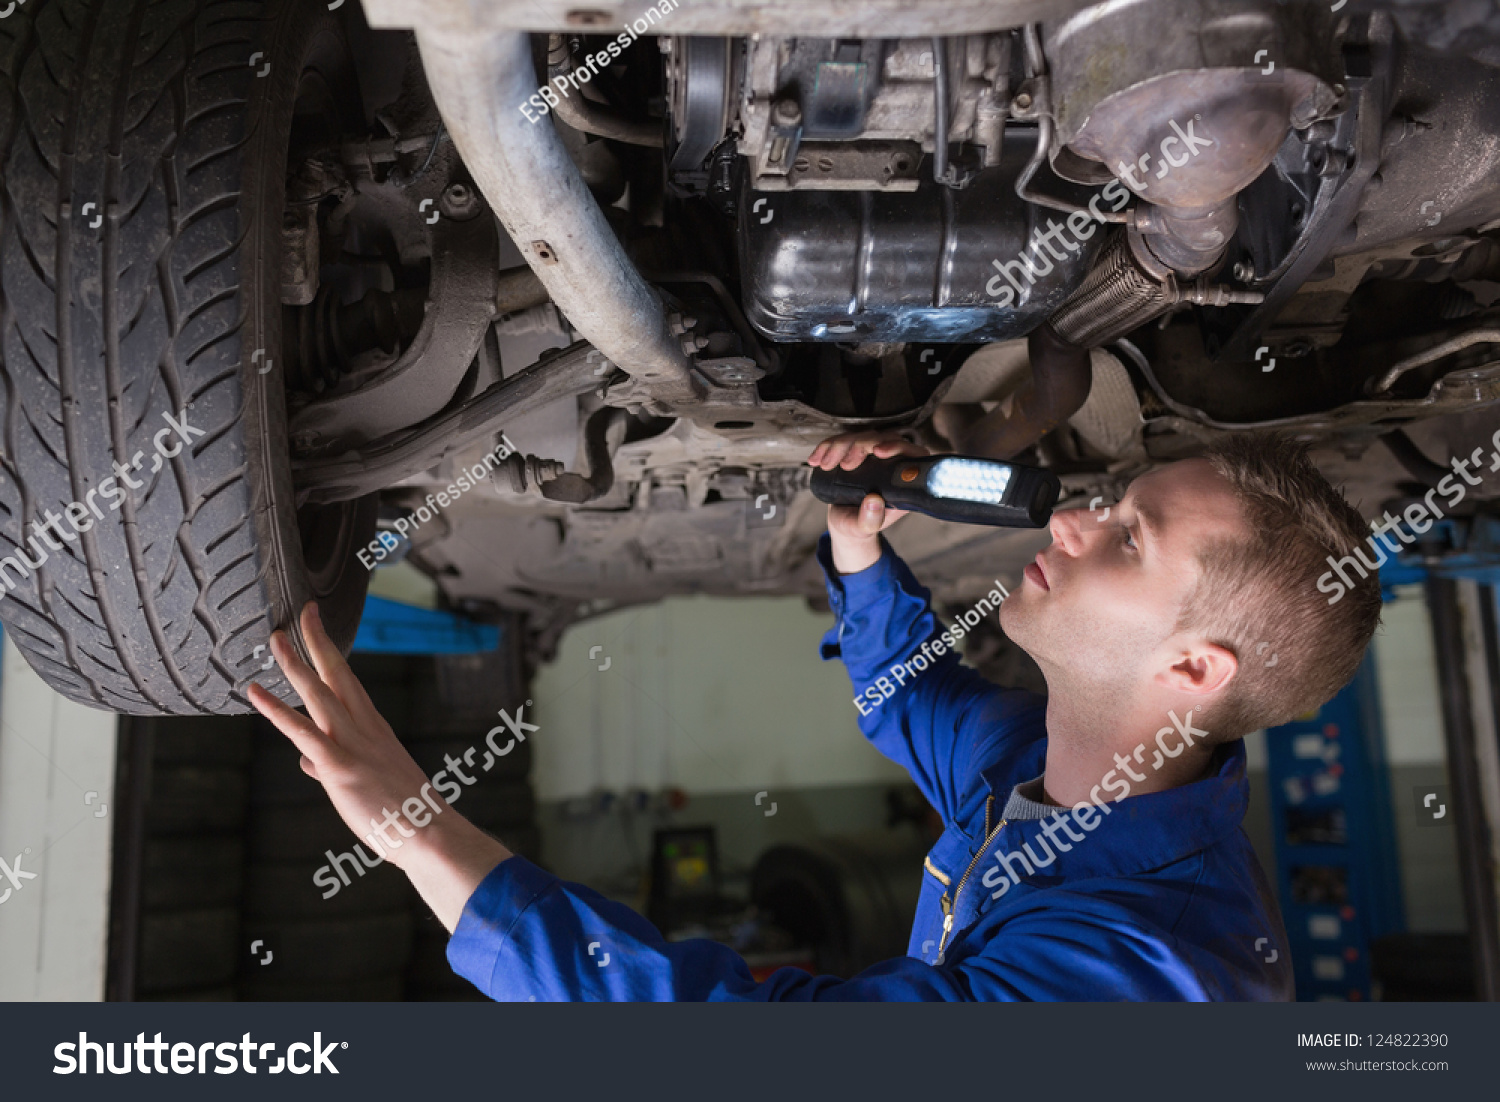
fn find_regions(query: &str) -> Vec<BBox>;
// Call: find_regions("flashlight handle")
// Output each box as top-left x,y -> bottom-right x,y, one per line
809,455 -> 917,508
809,454 -> 1059,528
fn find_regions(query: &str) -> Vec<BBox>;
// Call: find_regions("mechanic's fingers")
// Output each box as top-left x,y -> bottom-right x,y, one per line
268,627 -> 354,739
297,601 -> 386,734
840,440 -> 876,470
811,432 -> 920,471
812,432 -> 912,469
247,681 -> 338,766
810,434 -> 863,467
839,439 -> 885,469
818,437 -> 854,470
858,493 -> 886,534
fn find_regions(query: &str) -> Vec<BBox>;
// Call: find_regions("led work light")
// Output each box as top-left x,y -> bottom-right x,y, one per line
810,454 -> 1060,528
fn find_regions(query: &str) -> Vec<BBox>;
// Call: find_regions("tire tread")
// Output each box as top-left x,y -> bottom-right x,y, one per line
0,0 -> 324,713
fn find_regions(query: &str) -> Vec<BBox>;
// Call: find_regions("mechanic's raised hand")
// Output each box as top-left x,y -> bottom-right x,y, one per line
807,431 -> 929,575
247,602 -> 510,931
247,602 -> 436,869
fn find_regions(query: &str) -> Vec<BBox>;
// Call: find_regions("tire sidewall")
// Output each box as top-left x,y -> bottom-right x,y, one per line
242,1 -> 372,685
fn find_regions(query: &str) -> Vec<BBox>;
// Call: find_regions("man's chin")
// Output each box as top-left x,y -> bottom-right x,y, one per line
996,607 -> 1048,677
998,596 -> 1032,643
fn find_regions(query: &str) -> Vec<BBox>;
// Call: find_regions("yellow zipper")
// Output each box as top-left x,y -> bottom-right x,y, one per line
936,794 -> 1006,959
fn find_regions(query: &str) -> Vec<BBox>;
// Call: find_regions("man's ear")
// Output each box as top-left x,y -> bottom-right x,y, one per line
1159,640 -> 1238,698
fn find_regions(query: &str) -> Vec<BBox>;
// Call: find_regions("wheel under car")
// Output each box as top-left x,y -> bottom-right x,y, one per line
0,0 -> 375,713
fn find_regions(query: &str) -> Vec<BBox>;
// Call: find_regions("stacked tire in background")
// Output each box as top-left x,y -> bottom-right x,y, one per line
403,624 -> 539,1000
239,652 -> 417,1000
134,718 -> 253,1000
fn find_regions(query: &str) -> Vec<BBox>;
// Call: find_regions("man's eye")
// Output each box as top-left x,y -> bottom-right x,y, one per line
1121,526 -> 1137,551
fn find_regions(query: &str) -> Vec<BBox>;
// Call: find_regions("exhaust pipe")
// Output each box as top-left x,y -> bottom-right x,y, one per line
412,30 -> 701,405
957,324 -> 1093,460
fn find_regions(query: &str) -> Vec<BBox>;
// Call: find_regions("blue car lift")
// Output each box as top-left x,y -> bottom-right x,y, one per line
350,595 -> 500,655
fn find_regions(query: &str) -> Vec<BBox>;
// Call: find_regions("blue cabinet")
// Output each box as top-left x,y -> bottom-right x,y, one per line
1264,653 -> 1405,1000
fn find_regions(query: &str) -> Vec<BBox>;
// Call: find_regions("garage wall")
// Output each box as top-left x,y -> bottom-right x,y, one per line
529,594 -> 920,896
531,594 -> 909,800
1241,729 -> 1276,894
0,632 -> 117,1000
1371,586 -> 1468,933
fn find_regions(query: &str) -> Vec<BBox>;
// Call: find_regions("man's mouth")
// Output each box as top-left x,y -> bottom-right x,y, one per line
1024,554 -> 1050,591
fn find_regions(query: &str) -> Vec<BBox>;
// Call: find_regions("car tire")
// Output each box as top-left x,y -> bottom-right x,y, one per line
0,0 -> 375,715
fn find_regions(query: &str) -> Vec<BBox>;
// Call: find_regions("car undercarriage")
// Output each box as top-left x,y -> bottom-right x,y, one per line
1,0 -> 1499,711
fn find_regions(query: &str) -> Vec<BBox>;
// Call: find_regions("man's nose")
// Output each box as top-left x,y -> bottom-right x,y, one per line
1048,508 -> 1084,553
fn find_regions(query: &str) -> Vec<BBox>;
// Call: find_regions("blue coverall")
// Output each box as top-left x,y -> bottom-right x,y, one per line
446,535 -> 1294,1000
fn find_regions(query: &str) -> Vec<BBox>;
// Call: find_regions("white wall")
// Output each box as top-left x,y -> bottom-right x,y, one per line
0,633 -> 118,1000
531,594 -> 909,800
1371,586 -> 1448,765
1370,584 -> 1469,932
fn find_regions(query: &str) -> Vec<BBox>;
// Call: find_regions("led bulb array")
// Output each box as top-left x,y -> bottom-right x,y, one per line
927,458 -> 1014,505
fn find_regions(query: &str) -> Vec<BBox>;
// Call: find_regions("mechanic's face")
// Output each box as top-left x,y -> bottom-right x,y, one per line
1000,459 -> 1250,688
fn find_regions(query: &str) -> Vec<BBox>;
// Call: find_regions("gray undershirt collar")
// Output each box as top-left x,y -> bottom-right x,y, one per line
1001,775 -> 1068,821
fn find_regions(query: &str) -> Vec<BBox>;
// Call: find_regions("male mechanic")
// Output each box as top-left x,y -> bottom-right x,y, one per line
250,431 -> 1381,1000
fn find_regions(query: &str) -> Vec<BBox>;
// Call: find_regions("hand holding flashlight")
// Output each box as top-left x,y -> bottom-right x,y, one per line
808,433 -> 927,574
808,431 -> 1060,572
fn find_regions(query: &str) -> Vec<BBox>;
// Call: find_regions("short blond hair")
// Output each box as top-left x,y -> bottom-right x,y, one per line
1176,435 -> 1383,740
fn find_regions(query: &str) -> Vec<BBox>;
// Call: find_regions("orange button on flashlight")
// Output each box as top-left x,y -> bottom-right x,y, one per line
899,465 -> 921,483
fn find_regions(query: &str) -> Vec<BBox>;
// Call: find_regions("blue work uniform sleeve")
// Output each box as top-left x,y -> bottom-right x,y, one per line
816,533 -> 1043,825
447,857 -> 1211,1001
